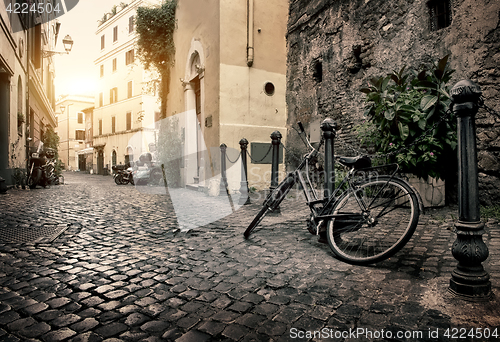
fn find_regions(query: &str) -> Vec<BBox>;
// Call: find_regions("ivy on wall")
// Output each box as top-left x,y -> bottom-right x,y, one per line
136,0 -> 177,117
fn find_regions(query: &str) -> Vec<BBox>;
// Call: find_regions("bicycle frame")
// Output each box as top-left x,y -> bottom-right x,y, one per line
267,148 -> 407,236
246,121 -> 424,264
261,123 -> 424,235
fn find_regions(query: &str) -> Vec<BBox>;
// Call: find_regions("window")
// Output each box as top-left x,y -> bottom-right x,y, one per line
112,58 -> 117,72
78,112 -> 83,124
428,0 -> 452,31
113,26 -> 118,42
100,64 -> 104,77
129,16 -> 135,33
111,116 -> 116,133
125,49 -> 135,65
313,61 -> 323,83
110,87 -> 118,104
264,82 -> 275,96
99,120 -> 102,135
99,93 -> 103,107
127,81 -> 133,98
101,34 -> 105,50
126,112 -> 132,130
32,24 -> 42,69
75,130 -> 85,140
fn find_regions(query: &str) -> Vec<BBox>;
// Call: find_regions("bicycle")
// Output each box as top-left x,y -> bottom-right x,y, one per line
244,121 -> 423,265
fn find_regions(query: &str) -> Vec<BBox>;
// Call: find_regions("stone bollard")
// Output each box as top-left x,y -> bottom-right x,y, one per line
219,143 -> 228,196
321,118 -> 337,199
239,138 -> 251,205
449,80 -> 492,300
269,131 -> 282,213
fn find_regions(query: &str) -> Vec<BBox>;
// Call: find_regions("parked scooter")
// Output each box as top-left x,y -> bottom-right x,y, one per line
113,163 -> 135,185
132,153 -> 163,185
44,148 -> 59,185
27,140 -> 49,189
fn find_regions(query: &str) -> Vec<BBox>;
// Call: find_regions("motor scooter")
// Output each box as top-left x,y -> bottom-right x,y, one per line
113,163 -> 135,185
27,140 -> 49,189
132,153 -> 162,185
44,148 -> 59,185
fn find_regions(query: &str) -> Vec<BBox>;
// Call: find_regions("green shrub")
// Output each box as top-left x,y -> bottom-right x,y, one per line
357,55 -> 457,180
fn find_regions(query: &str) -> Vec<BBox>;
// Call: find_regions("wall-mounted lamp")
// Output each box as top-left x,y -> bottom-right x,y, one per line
42,35 -> 74,58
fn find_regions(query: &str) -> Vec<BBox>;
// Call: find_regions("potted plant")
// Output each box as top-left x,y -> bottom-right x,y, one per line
357,55 -> 457,206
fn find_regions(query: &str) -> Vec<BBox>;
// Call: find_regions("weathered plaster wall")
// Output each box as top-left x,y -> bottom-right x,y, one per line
286,0 -> 500,205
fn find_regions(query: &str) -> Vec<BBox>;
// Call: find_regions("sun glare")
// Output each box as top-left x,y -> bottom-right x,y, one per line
68,78 -> 97,95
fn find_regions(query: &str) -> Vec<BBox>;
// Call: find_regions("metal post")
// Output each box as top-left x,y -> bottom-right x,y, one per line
269,131 -> 282,213
239,138 -> 251,205
321,118 -> 336,199
219,143 -> 228,196
270,131 -> 282,189
449,80 -> 492,300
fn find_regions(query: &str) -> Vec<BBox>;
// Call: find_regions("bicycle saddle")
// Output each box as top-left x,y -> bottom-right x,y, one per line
338,155 -> 372,169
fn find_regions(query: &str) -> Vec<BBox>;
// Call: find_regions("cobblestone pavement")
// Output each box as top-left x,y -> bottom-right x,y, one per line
0,172 -> 499,342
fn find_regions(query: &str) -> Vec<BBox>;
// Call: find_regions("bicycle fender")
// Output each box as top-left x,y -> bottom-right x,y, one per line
397,178 -> 425,214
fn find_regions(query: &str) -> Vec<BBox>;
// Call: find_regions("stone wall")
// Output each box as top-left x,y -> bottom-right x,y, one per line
286,0 -> 500,205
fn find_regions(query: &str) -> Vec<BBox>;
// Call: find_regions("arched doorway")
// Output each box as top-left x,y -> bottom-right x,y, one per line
183,44 -> 205,187
97,149 -> 104,175
112,150 -> 117,167
125,146 -> 133,166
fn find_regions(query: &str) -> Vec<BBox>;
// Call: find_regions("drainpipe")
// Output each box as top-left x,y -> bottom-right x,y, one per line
247,0 -> 254,67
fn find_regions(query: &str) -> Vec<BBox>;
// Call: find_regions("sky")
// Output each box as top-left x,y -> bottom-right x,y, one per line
54,0 -> 116,97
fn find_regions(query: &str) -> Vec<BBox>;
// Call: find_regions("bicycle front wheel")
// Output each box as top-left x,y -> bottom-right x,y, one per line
244,205 -> 270,239
327,176 -> 419,265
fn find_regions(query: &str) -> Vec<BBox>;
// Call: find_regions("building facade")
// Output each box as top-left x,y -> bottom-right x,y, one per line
1,0 -> 61,187
286,0 -> 500,205
164,0 -> 288,192
93,0 -> 160,175
55,95 -> 94,170
80,106 -> 94,172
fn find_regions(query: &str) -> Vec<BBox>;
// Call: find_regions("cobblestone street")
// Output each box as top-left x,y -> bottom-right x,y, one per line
0,172 -> 499,341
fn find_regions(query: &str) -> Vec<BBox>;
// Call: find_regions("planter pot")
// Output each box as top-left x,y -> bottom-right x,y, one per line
406,174 -> 445,208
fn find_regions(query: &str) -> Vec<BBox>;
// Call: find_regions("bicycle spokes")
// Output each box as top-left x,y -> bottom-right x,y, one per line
328,177 -> 419,265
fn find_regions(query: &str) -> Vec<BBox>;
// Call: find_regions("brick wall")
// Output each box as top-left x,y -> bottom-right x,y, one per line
286,0 -> 500,205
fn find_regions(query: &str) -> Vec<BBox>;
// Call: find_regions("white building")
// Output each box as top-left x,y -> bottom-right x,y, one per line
55,95 -> 94,170
92,0 -> 160,175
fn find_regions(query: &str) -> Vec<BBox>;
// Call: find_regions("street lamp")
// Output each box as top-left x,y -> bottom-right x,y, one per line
42,34 -> 74,58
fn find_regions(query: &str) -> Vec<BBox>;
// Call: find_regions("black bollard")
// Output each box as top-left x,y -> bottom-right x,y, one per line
239,138 -> 251,205
219,143 -> 228,196
269,131 -> 282,213
449,80 -> 492,300
321,118 -> 337,199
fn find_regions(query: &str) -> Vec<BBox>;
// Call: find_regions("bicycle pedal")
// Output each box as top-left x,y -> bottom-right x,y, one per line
318,232 -> 328,244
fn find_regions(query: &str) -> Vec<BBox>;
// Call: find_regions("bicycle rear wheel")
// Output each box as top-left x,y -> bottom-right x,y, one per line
326,176 -> 419,265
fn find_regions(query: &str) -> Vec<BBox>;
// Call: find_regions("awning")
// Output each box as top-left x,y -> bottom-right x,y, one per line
77,147 -> 94,155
